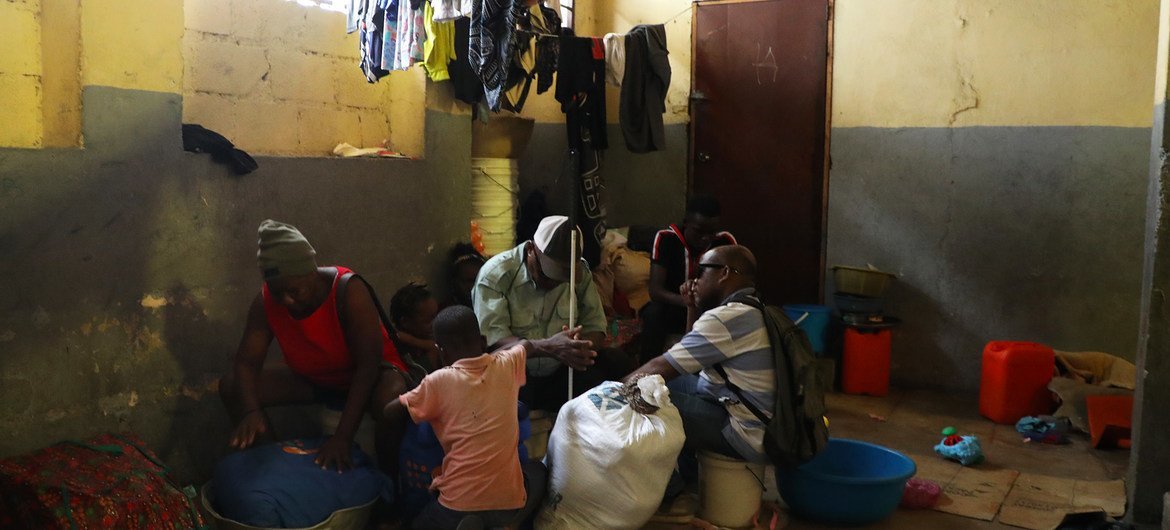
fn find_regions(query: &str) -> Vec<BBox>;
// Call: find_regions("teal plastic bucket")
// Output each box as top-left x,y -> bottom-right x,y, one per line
782,304 -> 831,353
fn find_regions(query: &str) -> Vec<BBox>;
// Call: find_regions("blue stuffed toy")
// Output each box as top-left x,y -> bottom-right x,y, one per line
934,426 -> 985,466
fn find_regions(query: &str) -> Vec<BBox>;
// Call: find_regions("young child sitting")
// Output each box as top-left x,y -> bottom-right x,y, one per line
390,282 -> 441,371
444,243 -> 486,309
384,306 -> 597,530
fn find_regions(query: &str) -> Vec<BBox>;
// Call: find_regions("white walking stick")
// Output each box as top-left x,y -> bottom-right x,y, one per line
567,229 -> 578,402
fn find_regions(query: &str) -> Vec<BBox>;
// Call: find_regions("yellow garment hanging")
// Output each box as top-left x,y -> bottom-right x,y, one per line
422,2 -> 455,82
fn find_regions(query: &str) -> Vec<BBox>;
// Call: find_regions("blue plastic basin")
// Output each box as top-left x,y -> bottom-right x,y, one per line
777,438 -> 916,525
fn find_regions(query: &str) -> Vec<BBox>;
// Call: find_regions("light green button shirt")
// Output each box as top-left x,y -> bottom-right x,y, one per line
472,243 -> 608,376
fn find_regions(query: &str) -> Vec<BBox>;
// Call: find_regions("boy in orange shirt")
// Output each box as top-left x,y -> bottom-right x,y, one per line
384,306 -> 596,529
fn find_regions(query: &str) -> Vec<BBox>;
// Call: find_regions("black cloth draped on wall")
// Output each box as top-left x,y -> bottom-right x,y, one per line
556,36 -> 608,268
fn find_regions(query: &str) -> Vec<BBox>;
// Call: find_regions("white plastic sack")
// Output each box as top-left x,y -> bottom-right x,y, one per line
535,376 -> 685,530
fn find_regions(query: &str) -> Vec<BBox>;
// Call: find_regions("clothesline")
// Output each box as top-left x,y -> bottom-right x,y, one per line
661,3 -> 695,26
517,3 -> 694,39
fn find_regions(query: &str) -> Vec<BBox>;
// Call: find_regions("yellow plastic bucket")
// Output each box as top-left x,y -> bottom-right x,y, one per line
699,452 -> 765,528
524,410 -> 553,462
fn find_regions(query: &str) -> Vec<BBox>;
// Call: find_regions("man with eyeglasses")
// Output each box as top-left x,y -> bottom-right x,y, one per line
472,215 -> 636,412
625,245 -> 774,465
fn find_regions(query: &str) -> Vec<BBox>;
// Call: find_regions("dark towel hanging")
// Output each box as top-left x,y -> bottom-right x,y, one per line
182,124 -> 258,176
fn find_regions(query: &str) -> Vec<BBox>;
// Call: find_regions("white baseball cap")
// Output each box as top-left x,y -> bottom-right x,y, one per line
533,216 -> 583,282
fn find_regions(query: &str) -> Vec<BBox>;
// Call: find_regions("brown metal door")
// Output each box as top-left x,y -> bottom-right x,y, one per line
691,0 -> 831,305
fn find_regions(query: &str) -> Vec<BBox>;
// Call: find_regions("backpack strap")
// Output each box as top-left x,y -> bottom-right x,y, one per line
711,363 -> 772,426
724,290 -> 765,311
336,271 -> 394,335
711,290 -> 773,425
336,271 -> 428,386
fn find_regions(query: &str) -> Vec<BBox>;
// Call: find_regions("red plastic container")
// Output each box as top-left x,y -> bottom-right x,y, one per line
979,341 -> 1055,424
842,327 -> 891,396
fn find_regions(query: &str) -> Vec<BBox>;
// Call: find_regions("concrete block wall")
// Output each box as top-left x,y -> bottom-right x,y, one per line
183,0 -> 409,156
0,0 -> 44,148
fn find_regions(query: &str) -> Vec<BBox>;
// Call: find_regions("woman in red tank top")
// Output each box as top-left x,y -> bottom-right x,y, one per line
261,265 -> 407,388
218,220 -> 413,479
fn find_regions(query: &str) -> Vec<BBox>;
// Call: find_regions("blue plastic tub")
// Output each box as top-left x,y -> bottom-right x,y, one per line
782,304 -> 832,353
777,438 -> 916,525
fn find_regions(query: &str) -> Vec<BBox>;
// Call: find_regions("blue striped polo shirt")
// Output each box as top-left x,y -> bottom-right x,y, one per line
664,289 -> 774,462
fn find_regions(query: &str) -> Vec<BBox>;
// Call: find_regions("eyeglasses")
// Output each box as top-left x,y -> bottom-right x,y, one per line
697,262 -> 741,275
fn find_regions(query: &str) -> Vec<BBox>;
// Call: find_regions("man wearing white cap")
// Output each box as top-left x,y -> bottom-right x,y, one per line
472,215 -> 634,411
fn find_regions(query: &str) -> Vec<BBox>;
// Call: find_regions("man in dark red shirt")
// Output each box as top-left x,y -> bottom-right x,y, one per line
640,196 -> 737,361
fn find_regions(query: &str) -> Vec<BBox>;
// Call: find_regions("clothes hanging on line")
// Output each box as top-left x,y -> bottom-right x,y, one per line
400,0 -> 426,69
470,0 -> 527,110
500,3 -> 560,113
422,1 -> 456,81
620,24 -> 670,153
433,0 -> 473,23
534,28 -> 559,95
346,0 -> 362,34
359,0 -> 390,82
603,33 -> 625,87
556,35 -> 607,151
449,16 -> 485,105
381,0 -> 425,72
381,0 -> 399,70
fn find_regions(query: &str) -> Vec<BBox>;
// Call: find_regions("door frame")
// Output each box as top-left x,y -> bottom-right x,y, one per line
687,0 -> 836,302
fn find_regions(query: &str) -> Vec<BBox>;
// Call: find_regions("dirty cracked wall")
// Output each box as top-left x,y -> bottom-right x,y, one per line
828,0 -> 1160,392
0,87 -> 471,482
0,0 -> 472,483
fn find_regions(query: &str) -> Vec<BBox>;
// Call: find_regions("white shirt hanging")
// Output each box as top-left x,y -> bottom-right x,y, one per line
432,0 -> 473,22
604,33 -> 626,87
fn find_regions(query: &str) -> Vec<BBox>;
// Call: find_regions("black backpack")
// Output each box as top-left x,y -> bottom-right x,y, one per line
712,292 -> 829,469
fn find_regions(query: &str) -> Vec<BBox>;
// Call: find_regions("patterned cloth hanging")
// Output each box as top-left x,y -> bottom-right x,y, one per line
470,0 -> 527,110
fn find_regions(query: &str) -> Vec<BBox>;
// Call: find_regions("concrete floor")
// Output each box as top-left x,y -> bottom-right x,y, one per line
649,389 -> 1130,530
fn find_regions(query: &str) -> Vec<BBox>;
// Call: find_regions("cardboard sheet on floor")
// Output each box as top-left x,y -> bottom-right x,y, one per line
936,468 -> 1020,521
912,455 -> 1019,521
997,474 -> 1125,530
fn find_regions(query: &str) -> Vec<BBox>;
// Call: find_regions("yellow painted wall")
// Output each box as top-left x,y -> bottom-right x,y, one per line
0,0 -> 44,148
82,0 -> 184,94
41,0 -> 82,147
1,0 -> 436,155
182,0 -> 424,156
1156,0 -> 1170,104
833,0 -> 1160,128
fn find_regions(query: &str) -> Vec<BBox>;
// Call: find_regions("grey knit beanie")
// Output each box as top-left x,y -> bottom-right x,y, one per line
257,219 -> 317,279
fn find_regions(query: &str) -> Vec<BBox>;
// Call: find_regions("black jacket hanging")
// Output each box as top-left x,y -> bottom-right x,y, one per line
620,24 -> 670,153
556,35 -> 607,151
